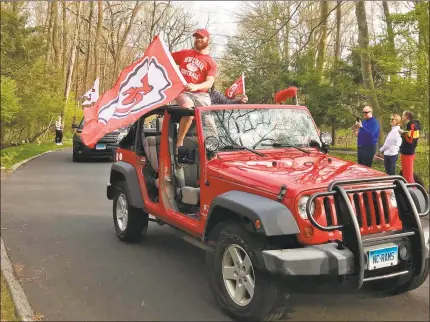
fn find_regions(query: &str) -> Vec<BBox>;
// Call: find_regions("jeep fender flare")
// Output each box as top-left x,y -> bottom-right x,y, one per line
107,161 -> 144,209
203,190 -> 300,241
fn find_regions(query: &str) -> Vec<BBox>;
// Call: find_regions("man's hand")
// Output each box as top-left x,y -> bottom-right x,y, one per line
240,95 -> 248,104
185,83 -> 199,92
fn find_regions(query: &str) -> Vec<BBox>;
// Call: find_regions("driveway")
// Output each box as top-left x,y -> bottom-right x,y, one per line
1,149 -> 428,321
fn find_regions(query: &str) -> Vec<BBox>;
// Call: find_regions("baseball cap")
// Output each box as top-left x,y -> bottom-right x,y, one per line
193,28 -> 210,38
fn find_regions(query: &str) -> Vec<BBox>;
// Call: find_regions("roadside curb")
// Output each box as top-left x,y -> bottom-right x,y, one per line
1,238 -> 35,321
1,147 -> 68,321
9,147 -> 67,173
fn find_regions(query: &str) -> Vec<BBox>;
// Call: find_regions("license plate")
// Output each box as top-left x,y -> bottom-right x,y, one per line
368,246 -> 398,270
96,144 -> 106,150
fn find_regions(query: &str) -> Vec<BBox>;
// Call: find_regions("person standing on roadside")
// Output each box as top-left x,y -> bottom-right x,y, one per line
55,115 -> 64,145
379,114 -> 402,175
399,110 -> 420,183
352,106 -> 380,167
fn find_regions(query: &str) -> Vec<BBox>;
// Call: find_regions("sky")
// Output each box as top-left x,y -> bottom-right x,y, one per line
176,1 -> 241,59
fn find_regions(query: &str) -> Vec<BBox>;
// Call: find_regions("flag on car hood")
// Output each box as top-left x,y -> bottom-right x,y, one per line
81,35 -> 187,148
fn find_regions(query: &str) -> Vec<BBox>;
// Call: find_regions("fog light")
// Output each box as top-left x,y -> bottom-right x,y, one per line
304,226 -> 314,238
399,244 -> 409,260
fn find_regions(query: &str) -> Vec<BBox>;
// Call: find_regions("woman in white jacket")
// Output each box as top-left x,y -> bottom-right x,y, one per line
379,114 -> 402,175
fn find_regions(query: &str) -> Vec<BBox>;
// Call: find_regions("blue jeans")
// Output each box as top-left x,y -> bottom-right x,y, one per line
357,145 -> 376,167
384,154 -> 398,175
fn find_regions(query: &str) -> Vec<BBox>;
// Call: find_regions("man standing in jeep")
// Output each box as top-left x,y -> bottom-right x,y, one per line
399,110 -> 420,183
171,29 -> 217,150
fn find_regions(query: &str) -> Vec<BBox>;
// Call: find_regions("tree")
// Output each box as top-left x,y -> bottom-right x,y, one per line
354,0 -> 382,144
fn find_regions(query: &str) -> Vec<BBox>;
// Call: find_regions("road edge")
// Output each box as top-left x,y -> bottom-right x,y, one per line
1,147 -> 69,321
1,238 -> 35,321
8,147 -> 67,173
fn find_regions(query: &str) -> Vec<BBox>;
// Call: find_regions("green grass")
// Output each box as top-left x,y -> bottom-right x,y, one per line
1,273 -> 18,322
0,141 -> 72,169
329,149 -> 429,191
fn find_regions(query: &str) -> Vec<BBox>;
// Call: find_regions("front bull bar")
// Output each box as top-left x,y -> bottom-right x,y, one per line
305,175 -> 429,290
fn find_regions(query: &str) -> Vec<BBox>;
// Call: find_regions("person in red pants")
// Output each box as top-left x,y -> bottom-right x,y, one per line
399,110 -> 420,183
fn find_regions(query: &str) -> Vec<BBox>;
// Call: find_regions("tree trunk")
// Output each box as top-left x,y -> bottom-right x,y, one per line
62,0 -> 67,77
83,1 -> 94,90
331,119 -> 336,146
94,0 -> 103,78
52,1 -> 60,67
355,0 -> 382,146
112,2 -> 143,78
283,1 -> 290,67
382,1 -> 395,56
45,2 -> 53,63
316,0 -> 329,83
63,1 -> 82,118
334,1 -> 342,62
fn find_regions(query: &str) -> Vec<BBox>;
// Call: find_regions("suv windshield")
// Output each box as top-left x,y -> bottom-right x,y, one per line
201,108 -> 321,150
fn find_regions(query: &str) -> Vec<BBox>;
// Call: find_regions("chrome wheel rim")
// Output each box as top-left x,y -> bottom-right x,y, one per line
222,244 -> 255,306
116,193 -> 128,231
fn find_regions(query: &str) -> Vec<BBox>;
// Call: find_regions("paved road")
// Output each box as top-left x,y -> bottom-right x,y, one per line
1,149 -> 429,321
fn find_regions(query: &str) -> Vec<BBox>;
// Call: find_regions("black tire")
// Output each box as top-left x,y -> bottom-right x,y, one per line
113,181 -> 148,242
72,151 -> 81,162
206,222 -> 289,321
371,258 -> 429,295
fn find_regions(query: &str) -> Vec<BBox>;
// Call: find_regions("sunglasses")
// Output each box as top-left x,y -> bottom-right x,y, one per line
362,111 -> 371,114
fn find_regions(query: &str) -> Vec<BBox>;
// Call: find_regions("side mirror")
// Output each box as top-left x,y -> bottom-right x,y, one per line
72,123 -> 79,129
177,146 -> 197,165
320,132 -> 333,146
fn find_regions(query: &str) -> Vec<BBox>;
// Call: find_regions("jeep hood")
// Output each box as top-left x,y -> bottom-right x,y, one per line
210,151 -> 386,198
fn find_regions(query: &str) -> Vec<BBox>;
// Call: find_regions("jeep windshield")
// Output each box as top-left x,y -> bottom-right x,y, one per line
201,107 -> 321,151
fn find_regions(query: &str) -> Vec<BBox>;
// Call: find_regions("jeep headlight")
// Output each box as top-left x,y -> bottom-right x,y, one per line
117,132 -> 127,142
298,196 -> 315,220
389,191 -> 397,208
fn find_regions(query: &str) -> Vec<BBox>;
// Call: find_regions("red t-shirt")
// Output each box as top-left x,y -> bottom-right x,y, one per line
171,49 -> 217,93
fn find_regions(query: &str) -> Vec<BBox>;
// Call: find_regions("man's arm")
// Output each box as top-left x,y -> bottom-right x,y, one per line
186,76 -> 215,92
211,90 -> 240,105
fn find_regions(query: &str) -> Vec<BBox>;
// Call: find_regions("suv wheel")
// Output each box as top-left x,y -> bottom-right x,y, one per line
72,151 -> 81,162
113,181 -> 148,242
206,222 -> 289,321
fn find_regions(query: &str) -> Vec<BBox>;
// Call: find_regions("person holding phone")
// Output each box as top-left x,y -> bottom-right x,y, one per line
352,106 -> 380,167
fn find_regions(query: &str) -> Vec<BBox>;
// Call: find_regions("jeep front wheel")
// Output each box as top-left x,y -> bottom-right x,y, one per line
207,222 -> 289,321
113,181 -> 148,242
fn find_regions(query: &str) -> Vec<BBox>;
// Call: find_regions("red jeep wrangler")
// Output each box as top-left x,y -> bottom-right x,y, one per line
107,104 -> 429,321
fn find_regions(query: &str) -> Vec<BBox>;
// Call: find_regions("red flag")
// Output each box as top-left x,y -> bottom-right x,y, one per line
81,35 -> 186,148
224,74 -> 245,99
274,86 -> 297,103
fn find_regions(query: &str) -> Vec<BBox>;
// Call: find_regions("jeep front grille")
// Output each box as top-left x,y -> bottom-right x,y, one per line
320,190 -> 393,233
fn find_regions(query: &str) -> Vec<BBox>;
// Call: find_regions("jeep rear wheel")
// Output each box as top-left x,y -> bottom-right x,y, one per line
113,181 -> 148,242
206,222 -> 289,321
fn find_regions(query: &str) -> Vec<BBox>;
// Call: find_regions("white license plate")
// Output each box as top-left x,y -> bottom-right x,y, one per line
368,245 -> 398,270
96,144 -> 106,150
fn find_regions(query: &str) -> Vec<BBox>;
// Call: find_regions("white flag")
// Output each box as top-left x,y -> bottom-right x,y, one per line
82,78 -> 100,106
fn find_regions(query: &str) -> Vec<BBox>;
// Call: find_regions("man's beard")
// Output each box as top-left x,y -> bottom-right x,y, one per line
195,40 -> 209,50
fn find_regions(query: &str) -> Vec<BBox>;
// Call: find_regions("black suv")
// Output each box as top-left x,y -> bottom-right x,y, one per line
72,118 -> 129,162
